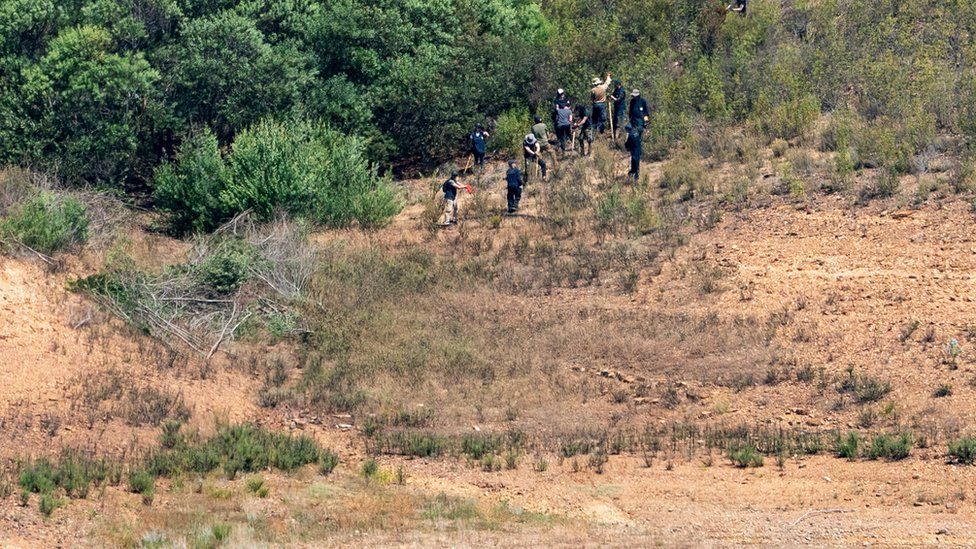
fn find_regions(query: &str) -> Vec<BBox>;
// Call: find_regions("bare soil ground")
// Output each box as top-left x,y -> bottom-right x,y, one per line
3,146 -> 976,546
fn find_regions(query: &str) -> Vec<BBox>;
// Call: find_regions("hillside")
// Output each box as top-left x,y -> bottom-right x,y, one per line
4,135 -> 976,546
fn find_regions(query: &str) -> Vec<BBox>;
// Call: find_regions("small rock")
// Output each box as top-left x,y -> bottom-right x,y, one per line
937,528 -> 949,535
336,423 -> 353,430
823,476 -> 832,482
473,425 -> 481,432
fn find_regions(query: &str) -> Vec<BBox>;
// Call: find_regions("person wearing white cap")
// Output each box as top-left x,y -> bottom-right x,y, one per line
590,73 -> 612,134
553,97 -> 573,153
523,133 -> 548,182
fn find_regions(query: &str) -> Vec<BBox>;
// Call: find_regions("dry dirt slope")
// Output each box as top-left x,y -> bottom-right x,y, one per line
4,161 -> 976,545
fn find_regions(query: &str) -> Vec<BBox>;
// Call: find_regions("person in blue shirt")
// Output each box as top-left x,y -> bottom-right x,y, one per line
469,124 -> 490,171
505,160 -> 523,213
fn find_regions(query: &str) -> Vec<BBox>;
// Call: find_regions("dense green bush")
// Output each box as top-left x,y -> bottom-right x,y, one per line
0,191 -> 88,253
1,0 -> 973,194
493,107 -> 532,159
154,120 -> 402,233
948,437 -> 976,465
153,130 -> 229,235
867,433 -> 912,461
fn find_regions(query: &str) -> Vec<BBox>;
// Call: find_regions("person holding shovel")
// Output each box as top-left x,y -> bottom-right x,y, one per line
590,73 -> 612,135
523,134 -> 548,182
440,170 -> 470,225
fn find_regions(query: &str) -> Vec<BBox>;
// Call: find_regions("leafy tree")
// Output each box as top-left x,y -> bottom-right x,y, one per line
21,25 -> 159,185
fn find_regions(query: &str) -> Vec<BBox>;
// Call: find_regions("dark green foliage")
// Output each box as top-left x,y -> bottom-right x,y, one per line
0,191 -> 88,253
867,433 -> 912,461
837,431 -> 859,460
152,130 -> 229,235
18,451 -> 120,499
38,492 -> 63,517
318,450 -> 339,475
153,120 -> 402,233
948,437 -> 976,465
142,423 -> 325,479
197,241 -> 253,294
127,469 -> 155,504
837,367 -> 891,403
728,444 -> 763,468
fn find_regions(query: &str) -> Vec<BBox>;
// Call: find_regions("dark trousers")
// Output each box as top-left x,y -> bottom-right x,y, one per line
629,153 -> 640,180
523,154 -> 547,181
613,101 -> 625,131
507,185 -> 522,212
631,118 -> 646,133
592,102 -> 607,133
473,150 -> 485,168
555,125 -> 571,151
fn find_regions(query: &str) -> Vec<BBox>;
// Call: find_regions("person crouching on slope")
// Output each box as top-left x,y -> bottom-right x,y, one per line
505,160 -> 523,214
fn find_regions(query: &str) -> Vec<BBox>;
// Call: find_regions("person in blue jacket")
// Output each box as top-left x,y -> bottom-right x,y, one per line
624,124 -> 642,181
469,124 -> 490,170
505,160 -> 523,213
629,89 -> 650,132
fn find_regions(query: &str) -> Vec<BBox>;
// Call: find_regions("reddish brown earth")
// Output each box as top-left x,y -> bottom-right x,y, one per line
3,152 -> 976,546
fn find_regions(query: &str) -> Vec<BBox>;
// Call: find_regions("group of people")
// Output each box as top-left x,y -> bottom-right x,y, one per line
442,77 -> 654,224
441,1 -> 750,226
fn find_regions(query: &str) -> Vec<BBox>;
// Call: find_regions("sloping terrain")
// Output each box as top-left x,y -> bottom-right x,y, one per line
3,147 -> 976,546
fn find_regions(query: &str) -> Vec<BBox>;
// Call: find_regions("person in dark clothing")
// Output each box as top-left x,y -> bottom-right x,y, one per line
573,104 -> 592,157
553,101 -> 573,152
523,134 -> 548,182
727,0 -> 747,15
609,80 -> 626,137
629,89 -> 650,132
624,125 -> 642,181
468,124 -> 490,170
505,160 -> 523,213
440,170 -> 466,225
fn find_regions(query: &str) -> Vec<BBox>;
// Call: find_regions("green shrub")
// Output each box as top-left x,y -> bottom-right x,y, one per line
838,368 -> 892,402
245,475 -> 264,494
461,434 -> 504,460
658,152 -> 705,194
318,450 -> 339,475
933,384 -> 953,398
837,431 -> 859,460
128,470 -> 155,505
152,130 -> 230,235
728,445 -> 764,468
492,107 -> 531,159
360,458 -> 379,479
0,192 -> 88,253
154,120 -> 401,233
196,241 -> 253,293
948,437 -> 976,465
19,459 -> 56,494
867,433 -> 911,461
211,523 -> 231,543
38,492 -> 63,517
